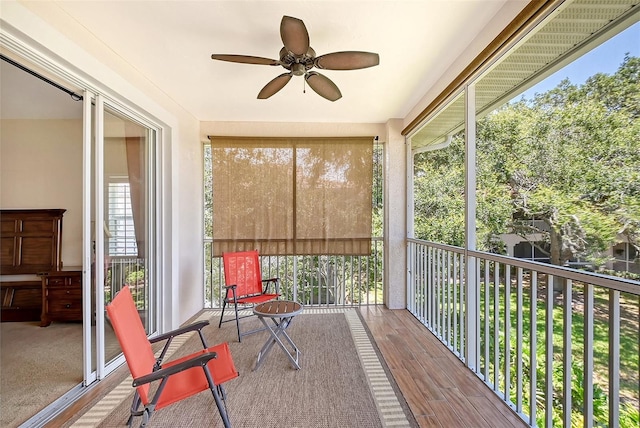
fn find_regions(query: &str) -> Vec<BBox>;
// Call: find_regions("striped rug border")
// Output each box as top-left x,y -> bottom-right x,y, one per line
71,308 -> 410,427
343,309 -> 412,428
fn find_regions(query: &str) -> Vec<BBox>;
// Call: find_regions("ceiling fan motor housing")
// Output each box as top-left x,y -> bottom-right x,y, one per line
279,47 -> 315,75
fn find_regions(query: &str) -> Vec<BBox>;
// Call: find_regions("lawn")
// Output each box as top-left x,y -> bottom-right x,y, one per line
475,273 -> 639,427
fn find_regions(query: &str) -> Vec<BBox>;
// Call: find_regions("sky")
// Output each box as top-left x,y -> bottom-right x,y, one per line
520,21 -> 640,100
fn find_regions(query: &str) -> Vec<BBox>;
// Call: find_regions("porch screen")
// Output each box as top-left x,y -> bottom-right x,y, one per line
209,136 -> 373,256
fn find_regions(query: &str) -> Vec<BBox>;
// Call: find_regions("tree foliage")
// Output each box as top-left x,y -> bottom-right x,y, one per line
414,56 -> 640,269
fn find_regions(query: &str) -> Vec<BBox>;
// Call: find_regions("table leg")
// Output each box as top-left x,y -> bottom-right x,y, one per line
254,316 -> 301,370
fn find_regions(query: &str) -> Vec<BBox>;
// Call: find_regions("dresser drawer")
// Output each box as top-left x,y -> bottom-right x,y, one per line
39,269 -> 82,326
45,289 -> 82,317
44,277 -> 68,287
43,276 -> 81,288
46,287 -> 82,301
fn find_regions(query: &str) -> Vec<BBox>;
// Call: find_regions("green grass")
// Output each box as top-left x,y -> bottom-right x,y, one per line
475,276 -> 639,427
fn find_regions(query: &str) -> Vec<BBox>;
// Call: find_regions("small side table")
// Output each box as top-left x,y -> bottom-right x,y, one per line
253,300 -> 303,370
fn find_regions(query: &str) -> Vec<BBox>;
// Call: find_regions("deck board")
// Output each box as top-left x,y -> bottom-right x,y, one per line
360,306 -> 529,428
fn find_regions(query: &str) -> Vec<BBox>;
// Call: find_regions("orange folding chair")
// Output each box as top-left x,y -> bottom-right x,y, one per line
106,286 -> 239,428
218,250 -> 280,342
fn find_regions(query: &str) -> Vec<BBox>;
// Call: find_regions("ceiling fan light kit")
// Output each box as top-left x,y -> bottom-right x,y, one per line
211,15 -> 379,101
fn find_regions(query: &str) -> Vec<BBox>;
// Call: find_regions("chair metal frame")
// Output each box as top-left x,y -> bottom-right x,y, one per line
106,286 -> 239,428
218,250 -> 280,342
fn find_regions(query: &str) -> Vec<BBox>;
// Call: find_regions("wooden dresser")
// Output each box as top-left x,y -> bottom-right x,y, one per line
0,209 -> 83,325
39,268 -> 82,327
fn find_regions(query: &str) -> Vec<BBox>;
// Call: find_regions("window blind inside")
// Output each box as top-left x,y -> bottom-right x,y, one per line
210,136 -> 373,256
108,181 -> 138,256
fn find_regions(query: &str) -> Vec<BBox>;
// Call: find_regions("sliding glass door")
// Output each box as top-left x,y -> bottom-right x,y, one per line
84,94 -> 158,381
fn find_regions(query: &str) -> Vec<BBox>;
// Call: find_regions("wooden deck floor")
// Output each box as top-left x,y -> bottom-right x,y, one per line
48,306 -> 529,428
360,306 -> 528,428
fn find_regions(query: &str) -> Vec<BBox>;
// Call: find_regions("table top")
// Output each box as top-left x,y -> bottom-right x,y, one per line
253,300 -> 303,318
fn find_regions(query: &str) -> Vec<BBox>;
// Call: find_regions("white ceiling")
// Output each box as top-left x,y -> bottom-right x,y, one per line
1,1 -> 526,123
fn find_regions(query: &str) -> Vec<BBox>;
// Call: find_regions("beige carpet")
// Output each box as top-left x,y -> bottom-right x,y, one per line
1,321 -> 83,428
67,308 -> 416,428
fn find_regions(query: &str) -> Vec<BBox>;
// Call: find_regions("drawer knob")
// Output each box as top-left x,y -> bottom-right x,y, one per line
65,304 -> 71,308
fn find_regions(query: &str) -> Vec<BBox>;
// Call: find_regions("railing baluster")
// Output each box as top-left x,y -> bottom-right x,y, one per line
439,248 -> 444,338
504,263 -> 511,405
429,246 -> 434,327
342,254 -> 347,305
412,244 -> 417,316
357,254 -> 362,306
563,279 -> 572,428
437,247 -> 441,333
459,254 -> 465,359
484,259 -> 490,382
350,254 -> 355,307
494,261 -> 500,390
453,253 -> 459,354
545,274 -> 554,427
608,289 -> 620,428
530,270 -> 538,426
447,250 -> 452,347
584,283 -> 594,428
373,241 -> 378,304
414,247 -> 430,320
516,267 -> 523,414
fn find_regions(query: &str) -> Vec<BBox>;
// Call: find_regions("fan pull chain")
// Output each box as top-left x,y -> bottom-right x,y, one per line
303,76 -> 306,94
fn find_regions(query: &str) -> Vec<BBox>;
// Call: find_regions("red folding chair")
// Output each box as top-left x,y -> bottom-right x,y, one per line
218,250 -> 280,342
106,286 -> 239,427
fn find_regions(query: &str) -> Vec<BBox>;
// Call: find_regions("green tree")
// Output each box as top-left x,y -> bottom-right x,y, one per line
415,56 -> 640,272
414,135 -> 466,246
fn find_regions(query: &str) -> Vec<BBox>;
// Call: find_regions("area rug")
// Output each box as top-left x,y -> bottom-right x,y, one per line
67,308 -> 416,427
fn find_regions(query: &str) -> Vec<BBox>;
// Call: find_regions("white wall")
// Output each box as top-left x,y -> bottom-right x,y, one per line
0,119 -> 83,267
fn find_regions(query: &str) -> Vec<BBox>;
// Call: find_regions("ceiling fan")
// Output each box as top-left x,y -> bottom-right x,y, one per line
211,15 -> 379,102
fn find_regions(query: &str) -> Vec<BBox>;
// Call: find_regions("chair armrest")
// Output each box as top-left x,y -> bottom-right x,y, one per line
149,320 -> 210,344
262,277 -> 280,294
150,320 -> 211,366
132,351 -> 218,387
222,284 -> 237,300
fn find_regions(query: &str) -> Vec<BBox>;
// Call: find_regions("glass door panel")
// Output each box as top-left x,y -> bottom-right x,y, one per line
101,106 -> 155,366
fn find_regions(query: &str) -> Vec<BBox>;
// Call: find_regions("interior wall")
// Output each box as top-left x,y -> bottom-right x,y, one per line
0,118 -> 83,267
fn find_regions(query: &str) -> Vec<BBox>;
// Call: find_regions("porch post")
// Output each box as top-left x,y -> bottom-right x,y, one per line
384,119 -> 407,309
464,84 -> 479,371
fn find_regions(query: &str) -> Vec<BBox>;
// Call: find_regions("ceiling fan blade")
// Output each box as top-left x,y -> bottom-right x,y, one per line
258,73 -> 293,99
314,51 -> 380,70
305,72 -> 342,101
280,16 -> 310,56
211,54 -> 279,66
